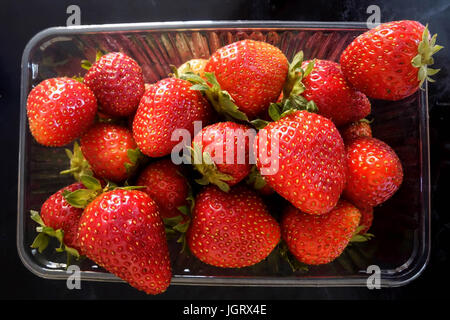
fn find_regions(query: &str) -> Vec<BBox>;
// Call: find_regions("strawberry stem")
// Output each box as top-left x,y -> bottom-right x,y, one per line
190,143 -> 234,192
60,142 -> 93,182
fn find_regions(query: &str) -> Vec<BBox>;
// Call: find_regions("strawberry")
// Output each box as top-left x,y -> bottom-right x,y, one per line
254,110 -> 347,215
80,123 -> 141,182
246,166 -> 274,196
83,52 -> 145,116
300,59 -> 371,126
191,121 -> 254,191
26,77 -> 97,147
144,83 -> 154,92
136,158 -> 190,219
77,189 -> 172,295
195,40 -> 288,120
187,185 -> 280,268
133,77 -> 213,157
30,183 -> 85,260
344,137 -> 403,208
281,200 -> 361,265
357,206 -> 374,235
340,21 -> 442,101
178,58 -> 208,77
340,119 -> 372,144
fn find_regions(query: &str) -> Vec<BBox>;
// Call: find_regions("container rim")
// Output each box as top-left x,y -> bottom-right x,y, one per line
17,20 -> 431,288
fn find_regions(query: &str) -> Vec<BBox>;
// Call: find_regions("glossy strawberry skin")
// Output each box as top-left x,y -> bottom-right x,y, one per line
77,190 -> 171,295
193,121 -> 254,186
254,110 -> 347,215
187,185 -> 281,268
358,206 -> 374,234
136,158 -> 190,219
40,183 -> 85,251
281,200 -> 361,265
205,40 -> 288,119
301,59 -> 371,127
340,20 -> 425,101
144,83 -> 154,92
344,137 -> 403,208
133,77 -> 213,157
340,120 -> 372,145
80,123 -> 138,182
26,77 -> 97,147
84,52 -> 145,116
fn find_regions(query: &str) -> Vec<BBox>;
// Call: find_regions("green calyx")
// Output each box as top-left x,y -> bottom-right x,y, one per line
349,225 -> 375,243
359,118 -> 373,124
283,51 -> 315,99
190,143 -> 234,193
72,75 -> 85,83
124,147 -> 143,174
62,175 -> 104,209
173,62 -> 193,78
411,24 -> 443,88
60,142 -> 93,182
30,210 -> 80,267
169,64 -> 181,79
163,184 -> 195,254
246,165 -> 267,191
279,51 -> 318,116
181,71 -> 249,122
81,50 -> 104,71
62,174 -> 145,210
250,51 -> 318,127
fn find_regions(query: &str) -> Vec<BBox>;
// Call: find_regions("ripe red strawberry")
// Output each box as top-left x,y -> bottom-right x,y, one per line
301,59 -> 371,126
80,123 -> 140,182
204,40 -> 289,119
136,158 -> 190,219
357,206 -> 374,234
254,110 -> 347,215
83,52 -> 145,116
26,77 -> 97,147
144,83 -> 154,92
192,121 -> 254,191
187,185 -> 280,268
281,200 -> 361,265
133,77 -> 212,157
77,189 -> 172,295
340,119 -> 372,144
30,182 -> 85,254
340,20 -> 442,101
344,137 -> 403,208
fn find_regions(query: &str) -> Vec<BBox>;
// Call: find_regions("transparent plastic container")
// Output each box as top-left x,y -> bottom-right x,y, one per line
17,21 -> 430,287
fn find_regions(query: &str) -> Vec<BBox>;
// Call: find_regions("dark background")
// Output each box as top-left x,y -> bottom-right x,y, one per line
1,0 -> 449,301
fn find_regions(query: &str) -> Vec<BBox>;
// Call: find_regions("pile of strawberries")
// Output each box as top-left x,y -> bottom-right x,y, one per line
26,20 -> 441,294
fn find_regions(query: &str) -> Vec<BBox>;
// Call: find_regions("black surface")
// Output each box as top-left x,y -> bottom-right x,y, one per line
1,0 -> 450,300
